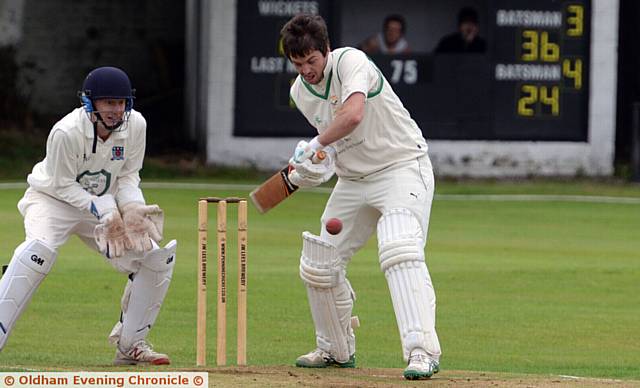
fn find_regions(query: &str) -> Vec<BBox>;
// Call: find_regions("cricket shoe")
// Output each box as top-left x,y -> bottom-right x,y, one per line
295,348 -> 355,368
403,350 -> 439,380
114,340 -> 171,365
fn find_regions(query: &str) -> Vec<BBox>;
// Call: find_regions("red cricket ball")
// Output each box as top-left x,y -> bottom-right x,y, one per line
325,217 -> 343,235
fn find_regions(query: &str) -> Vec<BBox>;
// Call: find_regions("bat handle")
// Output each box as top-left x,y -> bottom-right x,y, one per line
312,150 -> 327,164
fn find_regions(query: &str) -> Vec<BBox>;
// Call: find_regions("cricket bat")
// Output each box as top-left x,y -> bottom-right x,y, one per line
250,151 -> 326,214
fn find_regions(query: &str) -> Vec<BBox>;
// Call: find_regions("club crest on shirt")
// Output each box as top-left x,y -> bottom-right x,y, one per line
329,95 -> 338,105
111,146 -> 124,161
77,169 -> 112,196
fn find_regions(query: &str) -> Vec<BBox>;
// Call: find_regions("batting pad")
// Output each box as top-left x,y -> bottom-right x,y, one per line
377,208 -> 441,362
0,239 -> 57,350
299,232 -> 355,362
118,240 -> 176,351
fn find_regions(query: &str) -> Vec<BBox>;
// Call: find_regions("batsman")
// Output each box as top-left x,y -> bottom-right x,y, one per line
0,67 -> 176,365
281,15 -> 441,379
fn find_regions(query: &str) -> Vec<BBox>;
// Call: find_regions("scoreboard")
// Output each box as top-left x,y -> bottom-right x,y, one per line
491,0 -> 590,140
234,0 -> 590,141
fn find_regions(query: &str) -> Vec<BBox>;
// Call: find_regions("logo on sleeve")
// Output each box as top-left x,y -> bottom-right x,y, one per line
111,146 -> 125,161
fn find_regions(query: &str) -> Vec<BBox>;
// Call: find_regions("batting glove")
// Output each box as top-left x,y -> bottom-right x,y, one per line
291,136 -> 323,164
289,146 -> 335,187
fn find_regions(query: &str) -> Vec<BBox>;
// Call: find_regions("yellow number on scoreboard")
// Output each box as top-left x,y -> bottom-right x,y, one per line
566,5 -> 584,37
518,85 -> 538,116
521,31 -> 560,62
518,85 -> 560,117
563,58 -> 582,90
521,30 -> 538,61
540,86 -> 560,116
540,32 -> 560,62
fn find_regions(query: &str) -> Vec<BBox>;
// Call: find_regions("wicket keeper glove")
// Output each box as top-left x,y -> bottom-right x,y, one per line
91,194 -> 127,258
121,202 -> 164,253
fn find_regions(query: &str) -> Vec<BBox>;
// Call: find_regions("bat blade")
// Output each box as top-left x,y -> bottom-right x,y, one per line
249,150 -> 327,214
249,165 -> 299,214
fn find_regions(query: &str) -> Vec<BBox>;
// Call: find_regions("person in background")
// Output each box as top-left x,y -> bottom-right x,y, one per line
435,7 -> 486,54
360,14 -> 411,55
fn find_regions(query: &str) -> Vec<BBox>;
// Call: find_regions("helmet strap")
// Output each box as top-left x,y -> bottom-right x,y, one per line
92,121 -> 98,154
94,112 -> 124,132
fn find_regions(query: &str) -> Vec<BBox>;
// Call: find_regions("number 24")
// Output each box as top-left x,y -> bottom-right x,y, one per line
518,85 -> 559,117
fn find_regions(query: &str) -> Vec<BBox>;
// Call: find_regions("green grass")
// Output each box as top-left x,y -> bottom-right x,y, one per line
0,182 -> 638,380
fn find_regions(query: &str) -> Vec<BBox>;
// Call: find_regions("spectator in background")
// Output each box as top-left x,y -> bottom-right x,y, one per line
435,7 -> 486,54
360,14 -> 411,55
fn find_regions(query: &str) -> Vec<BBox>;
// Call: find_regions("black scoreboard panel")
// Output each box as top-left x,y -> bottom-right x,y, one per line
234,0 -> 590,141
489,0 -> 591,140
233,0 -> 333,138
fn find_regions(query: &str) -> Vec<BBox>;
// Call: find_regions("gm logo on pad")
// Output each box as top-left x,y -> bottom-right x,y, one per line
31,254 -> 44,266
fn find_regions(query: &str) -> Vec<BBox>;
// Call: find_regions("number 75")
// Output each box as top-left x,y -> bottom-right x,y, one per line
390,60 -> 417,84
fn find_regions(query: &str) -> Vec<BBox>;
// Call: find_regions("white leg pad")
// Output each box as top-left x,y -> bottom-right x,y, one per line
118,240 -> 176,350
107,274 -> 132,346
0,239 -> 57,350
299,232 -> 355,362
377,209 -> 441,362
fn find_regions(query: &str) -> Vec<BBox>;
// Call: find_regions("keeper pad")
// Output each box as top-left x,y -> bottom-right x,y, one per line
0,239 -> 57,350
377,208 -> 441,361
299,232 -> 355,362
117,240 -> 176,350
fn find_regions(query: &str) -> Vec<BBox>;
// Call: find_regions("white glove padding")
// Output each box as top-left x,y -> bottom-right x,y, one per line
89,194 -> 117,220
292,137 -> 323,164
289,156 -> 335,188
94,210 -> 127,258
121,203 -> 164,253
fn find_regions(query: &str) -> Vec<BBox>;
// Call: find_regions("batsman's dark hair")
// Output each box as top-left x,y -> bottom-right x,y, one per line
280,14 -> 330,59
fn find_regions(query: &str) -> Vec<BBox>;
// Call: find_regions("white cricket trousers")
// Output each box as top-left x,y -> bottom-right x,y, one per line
320,155 -> 435,262
18,188 -> 145,273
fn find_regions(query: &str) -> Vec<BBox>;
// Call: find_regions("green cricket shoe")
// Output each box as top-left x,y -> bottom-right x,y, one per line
295,349 -> 356,368
403,351 -> 439,380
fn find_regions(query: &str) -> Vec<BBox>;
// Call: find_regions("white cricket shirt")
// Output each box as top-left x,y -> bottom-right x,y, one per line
27,107 -> 147,211
290,47 -> 428,178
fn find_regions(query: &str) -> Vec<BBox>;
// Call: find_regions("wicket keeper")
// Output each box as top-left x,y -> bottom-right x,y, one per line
0,67 -> 176,365
281,14 -> 441,379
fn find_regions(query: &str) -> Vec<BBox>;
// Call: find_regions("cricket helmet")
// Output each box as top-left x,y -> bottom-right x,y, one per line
79,66 -> 135,113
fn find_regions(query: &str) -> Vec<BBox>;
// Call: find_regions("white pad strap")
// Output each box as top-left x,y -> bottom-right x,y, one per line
377,209 -> 441,362
118,240 -> 176,350
299,232 -> 355,362
0,240 -> 57,350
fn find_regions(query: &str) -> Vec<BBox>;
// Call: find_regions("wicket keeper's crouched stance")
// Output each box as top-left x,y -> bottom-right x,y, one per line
0,67 -> 176,365
282,15 -> 441,380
